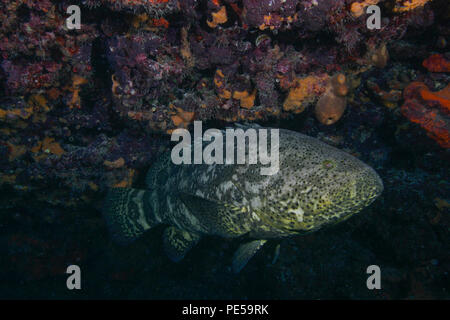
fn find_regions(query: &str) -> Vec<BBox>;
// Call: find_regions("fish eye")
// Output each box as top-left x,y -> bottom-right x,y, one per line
322,160 -> 335,169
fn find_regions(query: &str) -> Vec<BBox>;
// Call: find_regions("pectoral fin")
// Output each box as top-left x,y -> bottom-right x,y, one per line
163,226 -> 201,262
232,239 -> 267,273
178,192 -> 247,237
272,243 -> 281,265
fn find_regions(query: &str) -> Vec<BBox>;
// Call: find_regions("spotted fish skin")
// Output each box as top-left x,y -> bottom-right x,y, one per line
145,128 -> 383,237
103,128 -> 383,268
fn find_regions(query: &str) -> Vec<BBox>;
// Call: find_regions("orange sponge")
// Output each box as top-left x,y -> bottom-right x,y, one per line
315,73 -> 349,125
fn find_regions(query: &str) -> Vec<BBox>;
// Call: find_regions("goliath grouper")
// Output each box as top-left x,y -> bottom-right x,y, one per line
103,127 -> 383,273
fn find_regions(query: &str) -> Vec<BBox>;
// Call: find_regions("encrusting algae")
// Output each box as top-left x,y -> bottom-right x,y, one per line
207,6 -> 228,28
283,75 -> 328,113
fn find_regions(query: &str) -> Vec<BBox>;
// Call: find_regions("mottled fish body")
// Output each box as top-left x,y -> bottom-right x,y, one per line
103,128 -> 383,272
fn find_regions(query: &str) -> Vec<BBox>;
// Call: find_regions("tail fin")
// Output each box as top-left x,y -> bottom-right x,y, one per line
103,188 -> 156,245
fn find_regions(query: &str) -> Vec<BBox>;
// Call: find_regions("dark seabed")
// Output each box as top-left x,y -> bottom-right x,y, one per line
0,0 -> 449,299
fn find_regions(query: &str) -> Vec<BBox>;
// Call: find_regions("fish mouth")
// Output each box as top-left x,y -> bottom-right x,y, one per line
354,166 -> 384,200
283,227 -> 314,235
363,168 -> 384,200
323,170 -> 383,223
